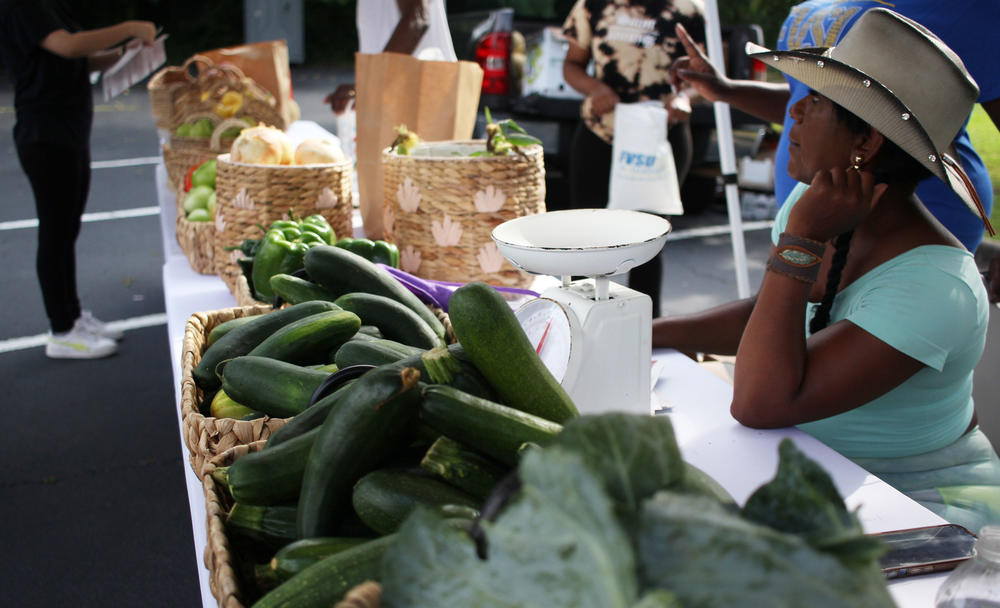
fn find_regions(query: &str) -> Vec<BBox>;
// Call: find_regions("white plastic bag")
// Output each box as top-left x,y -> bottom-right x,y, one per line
608,102 -> 683,215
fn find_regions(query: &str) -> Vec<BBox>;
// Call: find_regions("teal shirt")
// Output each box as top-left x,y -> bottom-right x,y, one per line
773,184 -> 989,458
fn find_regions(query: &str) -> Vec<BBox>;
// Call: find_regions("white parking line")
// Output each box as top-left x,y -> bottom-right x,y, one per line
91,156 -> 161,169
0,206 -> 160,231
0,313 -> 168,354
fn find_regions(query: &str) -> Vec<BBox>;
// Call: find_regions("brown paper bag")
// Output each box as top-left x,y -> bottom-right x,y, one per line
200,40 -> 293,128
354,52 -> 483,239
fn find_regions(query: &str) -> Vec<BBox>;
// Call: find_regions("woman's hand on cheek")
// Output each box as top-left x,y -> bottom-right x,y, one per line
786,167 -> 888,241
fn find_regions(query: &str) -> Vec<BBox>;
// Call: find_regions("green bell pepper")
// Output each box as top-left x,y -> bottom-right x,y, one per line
371,240 -> 399,267
300,214 -> 335,244
252,228 -> 317,300
334,237 -> 399,267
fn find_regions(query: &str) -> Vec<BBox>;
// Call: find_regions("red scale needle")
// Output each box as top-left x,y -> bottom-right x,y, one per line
536,319 -> 552,354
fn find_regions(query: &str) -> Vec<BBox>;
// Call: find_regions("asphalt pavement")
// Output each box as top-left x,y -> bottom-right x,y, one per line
0,64 -> 995,607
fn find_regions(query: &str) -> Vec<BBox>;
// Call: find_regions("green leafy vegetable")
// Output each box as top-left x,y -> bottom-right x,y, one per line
381,448 -> 638,608
741,438 -> 886,566
638,491 -> 894,607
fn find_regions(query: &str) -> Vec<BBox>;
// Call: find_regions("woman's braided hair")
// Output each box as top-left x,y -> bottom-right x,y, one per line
807,103 -> 932,334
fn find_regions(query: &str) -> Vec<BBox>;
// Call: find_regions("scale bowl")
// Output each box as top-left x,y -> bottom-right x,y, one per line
492,209 -> 671,277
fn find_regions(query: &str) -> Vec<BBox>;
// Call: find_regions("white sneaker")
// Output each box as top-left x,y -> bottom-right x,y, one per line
46,323 -> 118,359
77,310 -> 124,340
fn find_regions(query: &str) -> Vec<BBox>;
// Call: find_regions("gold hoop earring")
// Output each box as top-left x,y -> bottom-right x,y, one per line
852,155 -> 864,171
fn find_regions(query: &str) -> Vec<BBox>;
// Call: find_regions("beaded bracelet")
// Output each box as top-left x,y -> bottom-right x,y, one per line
766,232 -> 827,284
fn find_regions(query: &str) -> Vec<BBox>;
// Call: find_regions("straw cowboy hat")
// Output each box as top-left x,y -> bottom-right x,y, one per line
746,7 -> 994,236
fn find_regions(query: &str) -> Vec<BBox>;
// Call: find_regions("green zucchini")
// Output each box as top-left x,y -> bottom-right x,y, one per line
220,356 -> 332,418
333,337 -> 425,369
352,468 -> 480,535
297,366 -> 423,537
251,535 -> 394,608
389,343 -> 499,401
420,435 -> 508,499
227,503 -> 298,548
334,292 -> 443,350
419,384 -> 563,466
206,315 -> 257,347
194,301 -> 341,391
226,427 -> 321,506
304,245 -> 446,341
269,273 -> 338,305
448,281 -> 579,422
356,325 -> 383,339
247,309 -> 361,366
264,379 -> 355,448
267,537 -> 370,584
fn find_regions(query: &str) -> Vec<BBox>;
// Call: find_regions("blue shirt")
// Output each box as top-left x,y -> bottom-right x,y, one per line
773,0 -> 999,251
773,183 -> 989,458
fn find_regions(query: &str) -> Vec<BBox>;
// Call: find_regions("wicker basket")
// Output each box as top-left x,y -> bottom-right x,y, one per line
179,305 -> 286,474
213,153 -> 354,294
148,57 -> 203,129
381,141 -> 545,288
169,57 -> 285,131
163,114 -> 245,192
176,211 -> 217,275
202,441 -> 265,608
202,442 -> 384,608
232,273 -> 267,308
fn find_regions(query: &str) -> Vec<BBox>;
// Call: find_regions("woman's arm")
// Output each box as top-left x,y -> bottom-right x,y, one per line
385,0 -> 430,54
652,296 -> 756,356
562,41 -> 619,116
41,20 -> 155,59
731,169 -> 924,427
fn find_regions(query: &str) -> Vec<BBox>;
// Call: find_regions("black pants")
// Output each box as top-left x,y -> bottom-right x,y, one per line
15,141 -> 90,333
566,122 -> 692,318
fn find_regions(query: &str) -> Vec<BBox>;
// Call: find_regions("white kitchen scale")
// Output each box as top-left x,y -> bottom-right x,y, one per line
491,209 -> 671,416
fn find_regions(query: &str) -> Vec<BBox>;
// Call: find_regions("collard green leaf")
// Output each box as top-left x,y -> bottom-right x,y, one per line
381,447 -> 638,608
638,491 -> 895,608
741,438 -> 886,565
549,414 -> 686,521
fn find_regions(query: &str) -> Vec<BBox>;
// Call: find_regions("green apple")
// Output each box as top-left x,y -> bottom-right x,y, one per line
187,207 -> 211,222
191,158 -> 217,189
182,184 -> 214,214
206,191 -> 217,218
191,117 -> 214,138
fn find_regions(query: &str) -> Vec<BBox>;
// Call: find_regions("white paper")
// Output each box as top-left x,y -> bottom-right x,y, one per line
102,34 -> 168,101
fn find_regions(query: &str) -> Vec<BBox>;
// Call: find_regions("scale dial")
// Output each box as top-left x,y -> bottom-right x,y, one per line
515,298 -> 574,383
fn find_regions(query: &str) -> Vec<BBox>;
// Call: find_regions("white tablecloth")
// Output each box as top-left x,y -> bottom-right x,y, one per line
159,125 -> 948,605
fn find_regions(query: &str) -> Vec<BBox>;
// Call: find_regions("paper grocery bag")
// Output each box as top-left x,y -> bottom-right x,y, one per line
355,52 -> 483,239
201,40 -> 294,128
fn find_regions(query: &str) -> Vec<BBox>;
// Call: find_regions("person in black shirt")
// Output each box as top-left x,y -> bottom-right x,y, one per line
0,0 -> 155,358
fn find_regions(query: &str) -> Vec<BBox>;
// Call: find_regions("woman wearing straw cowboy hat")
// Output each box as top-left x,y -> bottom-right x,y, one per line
652,8 -> 1000,531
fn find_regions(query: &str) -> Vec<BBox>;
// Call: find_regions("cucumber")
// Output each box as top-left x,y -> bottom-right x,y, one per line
251,535 -> 394,608
226,427 -> 321,506
334,292 -> 443,349
194,301 -> 341,391
248,309 -> 361,366
333,338 -> 425,369
352,468 -> 480,535
297,366 -> 423,537
304,245 -> 446,341
264,380 -> 356,449
267,537 -> 370,584
419,384 -> 563,465
356,325 -> 383,339
269,273 -> 338,305
227,503 -> 298,548
420,435 -> 508,499
448,281 -> 579,422
389,343 -> 499,401
221,356 -> 332,418
206,315 -> 257,347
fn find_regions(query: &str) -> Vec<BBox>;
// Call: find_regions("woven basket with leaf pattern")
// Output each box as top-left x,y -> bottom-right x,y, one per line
381,140 -> 545,288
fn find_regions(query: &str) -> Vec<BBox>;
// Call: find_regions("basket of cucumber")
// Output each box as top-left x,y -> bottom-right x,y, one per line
179,304 -> 288,472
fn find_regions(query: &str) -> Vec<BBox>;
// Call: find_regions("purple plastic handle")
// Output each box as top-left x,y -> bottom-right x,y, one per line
377,264 -> 539,311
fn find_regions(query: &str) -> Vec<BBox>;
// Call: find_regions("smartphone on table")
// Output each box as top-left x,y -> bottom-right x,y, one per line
876,523 -> 977,579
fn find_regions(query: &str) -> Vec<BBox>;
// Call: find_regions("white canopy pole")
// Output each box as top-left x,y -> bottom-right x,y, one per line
700,0 -> 751,298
